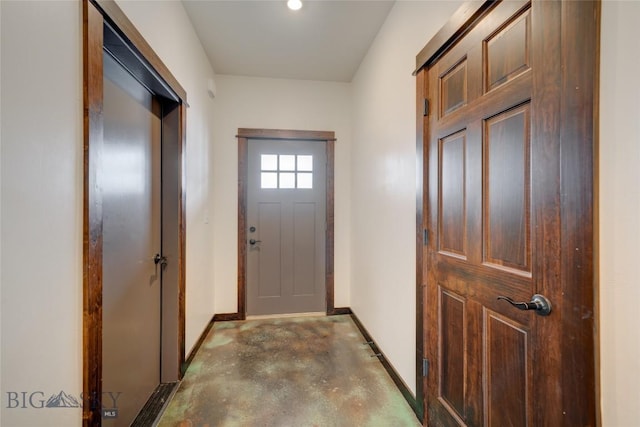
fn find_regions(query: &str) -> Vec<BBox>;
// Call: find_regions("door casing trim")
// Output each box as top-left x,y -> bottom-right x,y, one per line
83,1 -> 187,425
237,128 -> 336,319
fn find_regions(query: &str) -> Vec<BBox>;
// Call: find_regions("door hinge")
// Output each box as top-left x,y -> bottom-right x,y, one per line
423,98 -> 430,117
423,229 -> 428,245
423,358 -> 430,377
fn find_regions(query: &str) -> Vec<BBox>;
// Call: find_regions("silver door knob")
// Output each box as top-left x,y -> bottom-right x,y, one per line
497,294 -> 552,316
153,254 -> 167,267
249,239 -> 262,245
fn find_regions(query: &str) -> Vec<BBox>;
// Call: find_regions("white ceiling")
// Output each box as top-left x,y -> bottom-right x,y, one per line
181,0 -> 396,82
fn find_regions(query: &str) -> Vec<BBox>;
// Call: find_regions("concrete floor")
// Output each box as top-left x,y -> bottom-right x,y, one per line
157,315 -> 421,427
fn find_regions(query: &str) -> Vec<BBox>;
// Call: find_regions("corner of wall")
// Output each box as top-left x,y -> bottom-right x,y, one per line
209,75 -> 353,315
598,2 -> 640,425
349,0 -> 463,396
0,2 -> 4,423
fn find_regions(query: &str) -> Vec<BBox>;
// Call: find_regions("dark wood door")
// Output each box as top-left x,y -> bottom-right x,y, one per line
419,1 -> 597,425
247,139 -> 327,315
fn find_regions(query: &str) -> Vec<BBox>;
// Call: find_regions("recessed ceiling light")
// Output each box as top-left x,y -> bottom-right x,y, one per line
287,0 -> 302,11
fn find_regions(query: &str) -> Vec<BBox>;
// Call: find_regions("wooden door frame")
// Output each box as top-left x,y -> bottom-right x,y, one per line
414,0 -> 600,424
235,128 -> 337,320
83,1 -> 187,425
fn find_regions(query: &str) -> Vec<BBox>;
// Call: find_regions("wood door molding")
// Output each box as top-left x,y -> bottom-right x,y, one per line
414,66 -> 427,422
414,1 -> 496,74
238,128 -> 337,141
92,0 -> 186,102
83,1 -> 187,425
237,129 -> 336,319
415,0 -> 599,424
556,2 -> 600,423
82,4 -> 104,425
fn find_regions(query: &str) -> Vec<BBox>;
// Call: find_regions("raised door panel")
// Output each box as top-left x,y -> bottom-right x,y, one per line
484,311 -> 530,427
439,131 -> 467,258
441,59 -> 468,116
485,7 -> 531,92
257,202 -> 282,298
439,289 -> 466,420
483,104 -> 531,275
426,2 -> 536,426
293,202 -> 316,296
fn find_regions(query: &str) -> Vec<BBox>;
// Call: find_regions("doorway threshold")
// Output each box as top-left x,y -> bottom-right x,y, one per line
131,382 -> 178,427
246,311 -> 326,320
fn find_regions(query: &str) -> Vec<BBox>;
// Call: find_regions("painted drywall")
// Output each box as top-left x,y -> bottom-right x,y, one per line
115,0 -> 217,361
599,1 -> 640,425
1,1 -> 636,425
0,2 -> 3,423
350,1 -> 462,395
0,0 -> 216,424
211,75 -> 352,313
1,2 -> 83,425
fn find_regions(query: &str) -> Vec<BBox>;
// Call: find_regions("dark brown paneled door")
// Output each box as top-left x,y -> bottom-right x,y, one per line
102,51 -> 161,425
247,139 -> 327,315
423,1 -> 595,426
